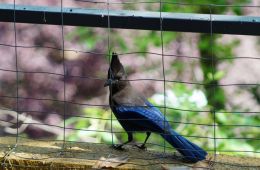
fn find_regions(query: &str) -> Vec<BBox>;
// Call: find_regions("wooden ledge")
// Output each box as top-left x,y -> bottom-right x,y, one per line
0,137 -> 260,169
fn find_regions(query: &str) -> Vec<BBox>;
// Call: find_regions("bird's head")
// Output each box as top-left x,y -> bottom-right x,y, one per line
104,53 -> 128,89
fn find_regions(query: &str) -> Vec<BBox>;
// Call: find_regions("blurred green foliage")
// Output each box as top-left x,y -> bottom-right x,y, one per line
60,108 -> 121,143
67,27 -> 100,50
61,0 -> 260,157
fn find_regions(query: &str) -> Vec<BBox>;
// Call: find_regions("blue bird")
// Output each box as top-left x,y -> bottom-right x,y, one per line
104,53 -> 207,162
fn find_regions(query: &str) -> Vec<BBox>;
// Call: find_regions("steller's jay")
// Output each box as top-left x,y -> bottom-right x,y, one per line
104,53 -> 207,162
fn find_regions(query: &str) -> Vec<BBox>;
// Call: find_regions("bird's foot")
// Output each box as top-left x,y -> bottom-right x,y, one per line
134,144 -> 147,150
111,144 -> 124,150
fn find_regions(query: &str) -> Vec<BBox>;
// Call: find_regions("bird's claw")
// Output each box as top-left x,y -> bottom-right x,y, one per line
111,144 -> 124,150
134,144 -> 147,150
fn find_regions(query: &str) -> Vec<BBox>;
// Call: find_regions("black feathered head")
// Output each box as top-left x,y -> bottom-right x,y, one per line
104,52 -> 127,87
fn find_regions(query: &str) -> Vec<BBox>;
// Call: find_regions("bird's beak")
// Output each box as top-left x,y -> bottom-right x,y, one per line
104,79 -> 111,87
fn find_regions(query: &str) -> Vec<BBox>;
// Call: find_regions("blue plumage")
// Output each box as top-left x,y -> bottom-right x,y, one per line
104,53 -> 207,162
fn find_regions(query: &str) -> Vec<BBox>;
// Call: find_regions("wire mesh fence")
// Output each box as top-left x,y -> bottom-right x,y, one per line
0,0 -> 260,169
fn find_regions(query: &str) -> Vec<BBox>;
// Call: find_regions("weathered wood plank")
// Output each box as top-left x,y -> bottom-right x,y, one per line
0,137 -> 260,169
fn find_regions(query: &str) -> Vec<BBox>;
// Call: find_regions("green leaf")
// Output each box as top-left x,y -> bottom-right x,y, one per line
214,71 -> 225,80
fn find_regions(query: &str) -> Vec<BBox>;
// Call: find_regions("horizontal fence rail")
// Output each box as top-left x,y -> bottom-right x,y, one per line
0,3 -> 259,35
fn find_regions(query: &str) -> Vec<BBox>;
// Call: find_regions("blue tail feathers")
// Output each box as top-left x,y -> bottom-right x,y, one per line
162,129 -> 207,162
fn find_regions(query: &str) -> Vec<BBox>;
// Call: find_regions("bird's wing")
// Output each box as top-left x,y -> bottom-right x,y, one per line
115,94 -> 170,133
144,99 -> 166,121
114,101 -> 171,132
112,86 -> 166,121
111,86 -> 171,131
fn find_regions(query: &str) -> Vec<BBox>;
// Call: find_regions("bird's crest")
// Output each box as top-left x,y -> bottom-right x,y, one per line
109,52 -> 126,78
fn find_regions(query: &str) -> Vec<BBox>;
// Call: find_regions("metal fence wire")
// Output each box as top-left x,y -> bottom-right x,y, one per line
0,0 -> 260,169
